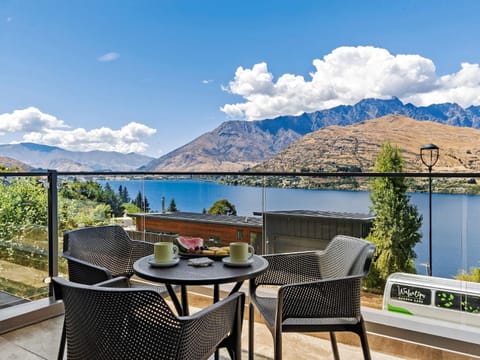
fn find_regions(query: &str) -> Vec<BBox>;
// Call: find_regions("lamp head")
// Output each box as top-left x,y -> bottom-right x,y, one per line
420,143 -> 440,168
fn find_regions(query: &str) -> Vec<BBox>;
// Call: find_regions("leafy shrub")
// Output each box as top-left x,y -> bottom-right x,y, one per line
455,266 -> 480,283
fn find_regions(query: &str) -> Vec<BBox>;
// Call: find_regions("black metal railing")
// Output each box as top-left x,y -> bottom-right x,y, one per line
1,169 -> 480,311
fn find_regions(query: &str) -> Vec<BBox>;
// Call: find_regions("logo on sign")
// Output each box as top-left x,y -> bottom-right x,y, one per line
391,284 -> 431,305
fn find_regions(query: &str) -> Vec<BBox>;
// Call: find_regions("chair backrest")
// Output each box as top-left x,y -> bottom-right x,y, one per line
53,276 -> 243,360
53,276 -> 180,359
63,225 -> 152,277
318,235 -> 375,279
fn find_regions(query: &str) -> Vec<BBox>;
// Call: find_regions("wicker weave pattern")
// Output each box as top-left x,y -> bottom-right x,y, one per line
254,235 -> 371,287
63,225 -> 154,284
53,277 -> 244,360
253,251 -> 321,285
249,235 -> 375,360
280,276 -> 361,320
317,235 -> 371,278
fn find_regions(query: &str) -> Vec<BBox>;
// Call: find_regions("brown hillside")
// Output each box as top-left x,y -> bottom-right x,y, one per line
254,115 -> 480,173
0,156 -> 32,171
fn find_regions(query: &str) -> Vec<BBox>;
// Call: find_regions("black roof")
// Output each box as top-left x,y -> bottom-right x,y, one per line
259,210 -> 375,221
129,211 -> 263,227
130,209 -> 374,226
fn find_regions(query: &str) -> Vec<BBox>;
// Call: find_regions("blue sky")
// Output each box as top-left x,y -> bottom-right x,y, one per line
1,0 -> 480,157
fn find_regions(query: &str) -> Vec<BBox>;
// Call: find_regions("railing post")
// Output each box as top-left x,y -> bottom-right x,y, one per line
47,169 -> 59,296
428,170 -> 433,276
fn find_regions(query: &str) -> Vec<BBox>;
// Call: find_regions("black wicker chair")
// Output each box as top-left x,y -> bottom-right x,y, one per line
60,225 -> 172,358
53,276 -> 245,360
248,235 -> 375,360
62,224 -> 155,285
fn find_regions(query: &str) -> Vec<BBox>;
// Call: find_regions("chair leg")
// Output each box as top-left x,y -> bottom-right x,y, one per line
57,320 -> 66,360
329,331 -> 340,360
226,346 -> 235,360
359,319 -> 372,360
248,303 -> 255,360
224,296 -> 244,360
233,297 -> 243,360
274,326 -> 282,360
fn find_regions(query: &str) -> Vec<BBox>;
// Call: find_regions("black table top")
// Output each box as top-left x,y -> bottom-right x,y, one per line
133,254 -> 268,286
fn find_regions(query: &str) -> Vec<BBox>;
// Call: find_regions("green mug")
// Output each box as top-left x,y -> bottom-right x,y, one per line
154,242 -> 179,263
229,242 -> 254,263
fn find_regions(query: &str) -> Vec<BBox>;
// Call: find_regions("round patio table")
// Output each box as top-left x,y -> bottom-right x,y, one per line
133,254 -> 268,316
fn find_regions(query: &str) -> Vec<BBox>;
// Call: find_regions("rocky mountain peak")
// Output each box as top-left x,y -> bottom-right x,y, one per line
143,97 -> 480,172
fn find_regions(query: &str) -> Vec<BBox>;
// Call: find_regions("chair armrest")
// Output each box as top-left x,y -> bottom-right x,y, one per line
177,292 -> 245,358
278,275 -> 362,320
95,276 -> 131,288
253,251 -> 320,286
63,253 -> 113,285
100,277 -> 171,297
180,291 -> 244,323
130,240 -> 154,260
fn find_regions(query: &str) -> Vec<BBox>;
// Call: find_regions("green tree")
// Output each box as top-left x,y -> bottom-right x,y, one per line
366,141 -> 423,289
167,198 -> 178,212
133,191 -> 142,209
144,196 -> 151,211
455,266 -> 480,282
60,179 -> 103,201
58,199 -> 82,230
118,185 -> 130,203
92,203 -> 113,222
123,202 -> 141,214
132,191 -> 151,212
207,199 -> 237,216
102,183 -> 124,217
0,177 -> 48,241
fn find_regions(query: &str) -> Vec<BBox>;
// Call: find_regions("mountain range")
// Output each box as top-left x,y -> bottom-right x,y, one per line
141,97 -> 480,171
0,143 -> 153,171
2,97 -> 480,172
254,115 -> 480,173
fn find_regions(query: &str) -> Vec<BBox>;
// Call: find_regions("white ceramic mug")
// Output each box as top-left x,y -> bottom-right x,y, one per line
229,242 -> 254,263
154,242 -> 179,263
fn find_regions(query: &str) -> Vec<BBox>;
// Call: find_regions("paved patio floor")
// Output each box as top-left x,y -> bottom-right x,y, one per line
0,311 -> 407,360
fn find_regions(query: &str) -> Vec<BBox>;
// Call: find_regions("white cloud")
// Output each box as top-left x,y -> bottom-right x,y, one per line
0,107 -> 67,135
221,46 -> 480,120
202,79 -> 214,84
97,52 -> 120,62
0,108 -> 156,153
403,62 -> 480,106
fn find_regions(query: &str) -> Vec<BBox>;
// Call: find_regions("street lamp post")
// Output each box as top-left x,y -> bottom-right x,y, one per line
420,144 -> 439,276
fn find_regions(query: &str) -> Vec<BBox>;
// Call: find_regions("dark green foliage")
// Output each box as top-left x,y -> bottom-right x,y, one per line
102,182 -> 124,217
365,141 -> 423,289
0,177 -> 48,241
132,191 -> 151,212
167,198 -> 178,212
118,185 -> 130,203
60,180 -> 127,217
144,196 -> 151,212
207,199 -> 237,216
59,178 -> 104,201
133,191 -> 142,208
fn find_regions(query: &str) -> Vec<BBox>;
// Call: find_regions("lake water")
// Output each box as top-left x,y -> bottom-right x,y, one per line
107,179 -> 480,279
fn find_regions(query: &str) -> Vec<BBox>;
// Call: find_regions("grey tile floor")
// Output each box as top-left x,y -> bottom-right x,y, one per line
0,314 -> 406,360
